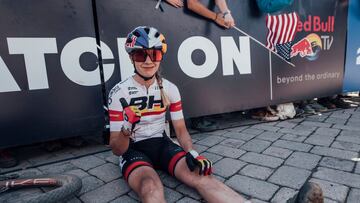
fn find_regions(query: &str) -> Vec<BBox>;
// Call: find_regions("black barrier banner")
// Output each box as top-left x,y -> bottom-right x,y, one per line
96,0 -> 348,118
272,1 -> 348,103
0,0 -> 104,148
0,0 -> 348,148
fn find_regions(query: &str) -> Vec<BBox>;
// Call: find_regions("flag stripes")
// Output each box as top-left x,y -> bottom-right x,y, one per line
266,12 -> 299,51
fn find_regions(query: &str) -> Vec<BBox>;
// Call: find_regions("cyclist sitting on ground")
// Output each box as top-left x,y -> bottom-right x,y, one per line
108,26 -> 247,203
108,26 -> 324,203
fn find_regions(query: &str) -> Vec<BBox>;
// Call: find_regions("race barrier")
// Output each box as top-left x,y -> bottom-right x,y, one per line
343,0 -> 360,92
97,0 -> 347,117
0,0 -> 105,147
0,0 -> 348,148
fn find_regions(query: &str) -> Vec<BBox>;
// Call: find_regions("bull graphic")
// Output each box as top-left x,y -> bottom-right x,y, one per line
290,38 -> 313,58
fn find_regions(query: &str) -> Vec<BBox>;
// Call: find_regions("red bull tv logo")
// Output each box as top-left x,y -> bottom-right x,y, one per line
297,15 -> 335,33
291,33 -> 322,61
290,15 -> 333,61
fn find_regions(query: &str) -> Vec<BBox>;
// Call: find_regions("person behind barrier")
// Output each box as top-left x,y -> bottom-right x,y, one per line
108,26 -> 324,203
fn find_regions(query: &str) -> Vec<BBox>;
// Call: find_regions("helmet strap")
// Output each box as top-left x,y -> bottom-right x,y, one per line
134,68 -> 155,81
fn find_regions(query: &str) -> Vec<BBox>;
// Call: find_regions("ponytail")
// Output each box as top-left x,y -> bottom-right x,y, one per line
155,71 -> 171,108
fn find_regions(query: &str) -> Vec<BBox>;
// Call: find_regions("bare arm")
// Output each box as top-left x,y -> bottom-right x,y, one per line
215,0 -> 229,13
187,0 -> 216,20
215,0 -> 235,27
109,131 -> 131,156
187,0 -> 231,28
172,119 -> 194,152
165,0 -> 184,8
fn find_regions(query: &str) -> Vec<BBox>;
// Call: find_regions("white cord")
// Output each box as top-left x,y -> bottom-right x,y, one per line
155,0 -> 162,9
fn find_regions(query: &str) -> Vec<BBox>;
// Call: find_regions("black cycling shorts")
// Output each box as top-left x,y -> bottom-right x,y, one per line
119,135 -> 186,182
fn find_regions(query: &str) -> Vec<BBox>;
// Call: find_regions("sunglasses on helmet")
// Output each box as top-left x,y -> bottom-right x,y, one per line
130,49 -> 163,62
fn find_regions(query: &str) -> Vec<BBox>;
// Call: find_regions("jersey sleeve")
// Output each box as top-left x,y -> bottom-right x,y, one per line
166,81 -> 184,121
108,84 -> 125,132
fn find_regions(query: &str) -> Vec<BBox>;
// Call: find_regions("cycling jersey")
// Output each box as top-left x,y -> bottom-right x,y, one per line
108,76 -> 183,142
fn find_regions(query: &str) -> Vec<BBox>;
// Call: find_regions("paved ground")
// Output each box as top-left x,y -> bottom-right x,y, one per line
1,107 -> 360,203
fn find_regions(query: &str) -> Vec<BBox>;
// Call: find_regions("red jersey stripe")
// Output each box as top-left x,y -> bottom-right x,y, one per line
170,101 -> 182,112
109,110 -> 123,121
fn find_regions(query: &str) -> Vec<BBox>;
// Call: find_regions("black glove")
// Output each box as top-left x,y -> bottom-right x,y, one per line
186,150 -> 213,176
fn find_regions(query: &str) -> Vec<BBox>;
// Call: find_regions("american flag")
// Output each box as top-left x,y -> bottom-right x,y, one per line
276,41 -> 293,61
266,12 -> 299,60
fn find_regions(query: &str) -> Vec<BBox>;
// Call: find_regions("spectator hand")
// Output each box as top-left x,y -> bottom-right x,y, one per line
186,150 -> 213,176
224,13 -> 235,28
214,13 -> 230,29
166,0 -> 184,8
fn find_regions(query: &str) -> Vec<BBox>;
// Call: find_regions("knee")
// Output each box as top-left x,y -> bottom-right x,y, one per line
139,177 -> 162,197
190,175 -> 215,189
182,173 -> 207,188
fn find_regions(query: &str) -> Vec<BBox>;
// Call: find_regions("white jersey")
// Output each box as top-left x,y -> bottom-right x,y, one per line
108,76 -> 183,142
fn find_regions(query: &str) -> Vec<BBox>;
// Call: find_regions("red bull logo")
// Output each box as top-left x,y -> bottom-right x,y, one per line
291,38 -> 313,58
291,33 -> 322,61
297,15 -> 335,33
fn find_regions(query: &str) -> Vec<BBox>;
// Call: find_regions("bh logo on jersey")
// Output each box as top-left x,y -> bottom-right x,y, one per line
129,96 -> 164,110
